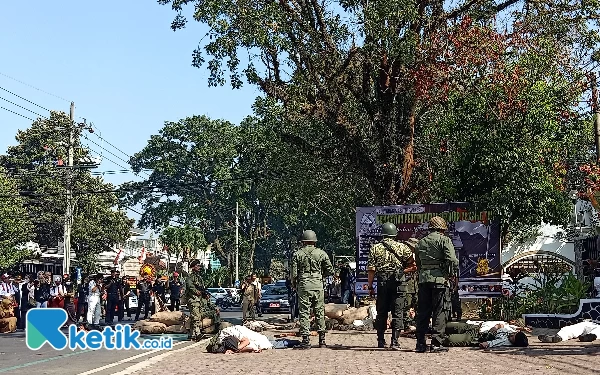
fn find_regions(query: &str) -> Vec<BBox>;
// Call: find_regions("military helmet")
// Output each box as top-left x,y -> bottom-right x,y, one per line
301,230 -> 317,242
429,216 -> 448,230
381,222 -> 398,237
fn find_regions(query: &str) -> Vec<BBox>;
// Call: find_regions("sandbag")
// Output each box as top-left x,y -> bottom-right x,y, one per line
324,303 -> 348,319
340,306 -> 370,325
165,324 -> 187,334
0,317 -> 17,333
139,321 -> 167,334
149,311 -> 185,326
133,320 -> 148,330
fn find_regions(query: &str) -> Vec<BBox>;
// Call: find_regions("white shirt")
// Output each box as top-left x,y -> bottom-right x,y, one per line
88,280 -> 100,297
218,325 -> 273,351
0,282 -> 17,297
466,320 -> 518,333
50,284 -> 66,297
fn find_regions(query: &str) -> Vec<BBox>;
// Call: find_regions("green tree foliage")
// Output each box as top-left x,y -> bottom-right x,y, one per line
158,1 -> 599,238
0,168 -> 34,270
0,111 -> 134,272
158,0 -> 600,206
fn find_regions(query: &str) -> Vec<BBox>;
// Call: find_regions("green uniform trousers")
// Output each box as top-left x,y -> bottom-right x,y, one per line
188,299 -> 207,340
242,296 -> 256,321
443,322 -> 480,347
298,288 -> 325,336
376,280 -> 405,332
415,282 -> 449,347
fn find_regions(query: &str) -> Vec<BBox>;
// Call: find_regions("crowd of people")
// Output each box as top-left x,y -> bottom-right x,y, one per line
0,268 -> 185,333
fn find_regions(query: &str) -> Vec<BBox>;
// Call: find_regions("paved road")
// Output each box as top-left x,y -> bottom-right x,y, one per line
127,329 -> 600,375
0,307 -> 289,375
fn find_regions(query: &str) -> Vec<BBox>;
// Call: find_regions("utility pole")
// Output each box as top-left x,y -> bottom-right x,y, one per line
235,202 -> 239,283
591,73 -> 600,163
63,102 -> 75,275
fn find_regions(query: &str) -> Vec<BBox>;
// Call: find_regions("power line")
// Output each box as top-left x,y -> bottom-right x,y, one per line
1,106 -> 34,121
90,130 -> 134,160
0,71 -> 70,102
83,134 -> 151,177
0,96 -> 46,118
0,85 -> 52,112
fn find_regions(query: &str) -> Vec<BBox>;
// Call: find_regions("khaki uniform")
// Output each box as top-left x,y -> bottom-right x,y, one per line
367,239 -> 413,342
291,245 -> 334,336
185,271 -> 207,340
414,231 -> 459,347
0,298 -> 17,333
241,281 -> 259,321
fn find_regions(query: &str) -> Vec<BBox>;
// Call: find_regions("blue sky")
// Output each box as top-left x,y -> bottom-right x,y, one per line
0,1 -> 259,223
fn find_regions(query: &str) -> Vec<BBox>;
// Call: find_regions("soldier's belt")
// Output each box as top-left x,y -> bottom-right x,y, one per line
419,264 -> 441,270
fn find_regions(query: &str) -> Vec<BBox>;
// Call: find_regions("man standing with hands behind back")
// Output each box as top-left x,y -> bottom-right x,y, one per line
291,230 -> 334,350
414,216 -> 459,353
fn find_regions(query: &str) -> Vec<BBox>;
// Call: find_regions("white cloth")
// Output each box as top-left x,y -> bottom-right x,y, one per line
0,282 -> 17,297
466,320 -> 518,333
556,322 -> 600,341
50,285 -> 66,297
87,295 -> 101,324
88,280 -> 100,297
218,325 -> 273,351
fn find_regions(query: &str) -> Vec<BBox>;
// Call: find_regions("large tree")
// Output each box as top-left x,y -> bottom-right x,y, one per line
157,0 -> 599,238
0,167 -> 34,270
158,0 -> 599,205
0,111 -> 134,272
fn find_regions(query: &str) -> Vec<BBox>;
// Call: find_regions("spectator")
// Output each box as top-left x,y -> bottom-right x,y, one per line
87,274 -> 103,326
35,277 -> 50,308
76,276 -> 89,322
49,276 -> 66,308
120,275 -> 131,320
169,273 -> 183,311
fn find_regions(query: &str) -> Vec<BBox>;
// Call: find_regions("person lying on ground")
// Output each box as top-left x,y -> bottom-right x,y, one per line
206,324 -> 301,354
538,321 -> 600,343
443,321 -> 529,349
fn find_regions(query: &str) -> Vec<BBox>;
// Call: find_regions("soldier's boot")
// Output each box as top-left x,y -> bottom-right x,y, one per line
430,338 -> 449,353
318,332 -> 327,348
294,335 -> 312,350
390,328 -> 401,350
377,329 -> 386,348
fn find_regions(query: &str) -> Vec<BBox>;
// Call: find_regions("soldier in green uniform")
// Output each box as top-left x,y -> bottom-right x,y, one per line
186,259 -> 207,341
403,237 -> 420,330
291,230 -> 334,350
414,216 -> 459,353
367,222 -> 415,349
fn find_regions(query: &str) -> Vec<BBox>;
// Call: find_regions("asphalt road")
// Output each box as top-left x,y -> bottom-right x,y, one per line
0,306 -> 289,375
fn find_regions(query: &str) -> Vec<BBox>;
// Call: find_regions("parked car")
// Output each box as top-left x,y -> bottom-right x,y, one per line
274,280 -> 287,286
206,287 -> 229,304
259,285 -> 290,313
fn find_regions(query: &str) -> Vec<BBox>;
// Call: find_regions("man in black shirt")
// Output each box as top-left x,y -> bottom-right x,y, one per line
120,275 -> 132,320
76,276 -> 89,322
152,277 -> 166,312
135,275 -> 153,320
169,272 -> 182,311
104,269 -> 121,324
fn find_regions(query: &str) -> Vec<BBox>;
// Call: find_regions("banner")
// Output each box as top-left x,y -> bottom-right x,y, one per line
355,203 -> 502,298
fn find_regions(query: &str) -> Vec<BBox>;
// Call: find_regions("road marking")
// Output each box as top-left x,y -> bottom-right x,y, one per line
112,339 -> 208,375
0,350 -> 92,373
77,341 -> 186,375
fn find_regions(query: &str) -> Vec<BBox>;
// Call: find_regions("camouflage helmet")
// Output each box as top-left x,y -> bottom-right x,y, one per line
429,216 -> 448,230
381,222 -> 398,237
301,230 -> 317,242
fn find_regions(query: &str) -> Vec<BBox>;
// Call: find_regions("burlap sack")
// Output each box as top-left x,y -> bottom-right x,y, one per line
165,324 -> 186,334
340,306 -> 370,325
324,304 -> 348,319
133,320 -> 167,334
0,317 -> 17,333
149,311 -> 185,326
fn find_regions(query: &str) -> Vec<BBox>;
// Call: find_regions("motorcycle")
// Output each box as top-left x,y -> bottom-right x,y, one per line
216,296 -> 234,310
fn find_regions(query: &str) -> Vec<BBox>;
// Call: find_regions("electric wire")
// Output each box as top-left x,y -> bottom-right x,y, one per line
1,106 -> 34,121
0,71 -> 71,102
0,85 -> 52,112
0,96 -> 46,118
